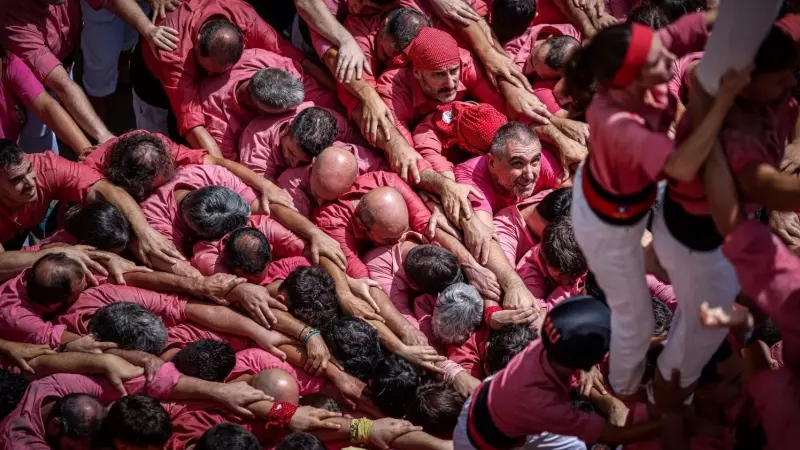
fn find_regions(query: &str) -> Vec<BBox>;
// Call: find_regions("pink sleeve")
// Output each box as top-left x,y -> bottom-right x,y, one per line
503,28 -> 534,72
445,329 -> 487,378
657,12 -> 709,58
5,55 -> 45,106
214,166 -> 258,205
156,32 -> 205,135
227,348 -> 297,381
262,218 -> 306,259
533,148 -> 564,192
191,240 -> 226,276
646,275 -> 677,312
413,294 -> 436,342
245,16 -> 305,62
313,205 -> 370,279
455,158 -> 495,214
413,118 -> 455,174
122,286 -> 188,326
0,310 -> 66,349
170,140 -> 209,167
532,81 -> 563,115
4,30 -> 62,82
36,152 -> 105,204
515,248 -> 548,303
364,247 -> 414,320
277,168 -> 315,218
147,362 -> 184,399
376,71 -> 415,144
238,120 -> 281,180
607,113 -> 674,181
493,211 -> 521,265
386,174 -> 432,235
263,256 -> 312,284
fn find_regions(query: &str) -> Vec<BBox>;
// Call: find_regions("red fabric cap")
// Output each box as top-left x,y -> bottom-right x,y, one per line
405,27 -> 461,71
435,102 -> 508,155
610,23 -> 654,88
777,13 -> 800,52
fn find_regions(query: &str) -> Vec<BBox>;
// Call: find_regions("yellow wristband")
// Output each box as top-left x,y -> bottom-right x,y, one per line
350,418 -> 373,444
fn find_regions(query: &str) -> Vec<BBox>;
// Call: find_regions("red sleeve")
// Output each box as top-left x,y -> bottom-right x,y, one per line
313,204 -> 371,279
263,256 -> 312,284
0,306 -> 66,349
385,173 -> 432,235
515,247 -> 548,303
532,80 -> 563,115
190,240 -> 227,276
2,25 -> 62,82
376,70 -> 415,144
413,117 -> 455,174
35,152 -> 105,204
169,139 -> 208,167
154,27 -> 204,135
277,167 -> 314,218
446,328 -> 488,378
260,217 -> 306,259
657,12 -> 709,58
245,15 -> 306,62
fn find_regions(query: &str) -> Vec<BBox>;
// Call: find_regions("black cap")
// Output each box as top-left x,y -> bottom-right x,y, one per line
541,295 -> 610,371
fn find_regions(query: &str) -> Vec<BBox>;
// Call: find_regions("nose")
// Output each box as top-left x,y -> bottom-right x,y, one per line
446,74 -> 458,89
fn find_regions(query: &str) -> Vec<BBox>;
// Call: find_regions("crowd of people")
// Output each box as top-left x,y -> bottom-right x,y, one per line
0,0 -> 797,448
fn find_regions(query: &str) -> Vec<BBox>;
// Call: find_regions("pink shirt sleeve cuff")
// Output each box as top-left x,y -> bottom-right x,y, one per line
31,51 -> 61,82
47,325 -> 68,349
147,362 -> 183,399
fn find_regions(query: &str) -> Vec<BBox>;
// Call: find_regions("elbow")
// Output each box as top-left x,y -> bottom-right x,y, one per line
663,162 -> 698,183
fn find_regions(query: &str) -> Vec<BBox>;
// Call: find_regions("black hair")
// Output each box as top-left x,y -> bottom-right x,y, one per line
372,355 -> 419,418
299,394 -> 344,413
537,187 -> 573,222
102,395 -> 172,447
651,297 -> 673,338
27,253 -> 84,308
276,432 -> 326,450
172,339 -> 236,382
197,19 -> 245,68
322,317 -> 383,382
50,394 -> 105,442
283,266 -> 341,329
65,202 -> 130,251
698,340 -> 735,386
564,23 -> 633,97
491,0 -> 536,43
653,0 -> 704,22
196,423 -> 260,450
180,186 -> 250,240
754,318 -> 782,347
0,139 -> 24,170
544,36 -> 581,72
628,3 -> 670,29
540,217 -> 587,279
89,302 -> 168,355
249,68 -> 305,111
223,227 -> 272,274
0,368 -> 28,421
486,324 -> 538,374
403,245 -> 464,294
105,132 -> 175,202
289,107 -> 339,158
407,380 -> 464,435
383,8 -> 432,51
754,24 -> 800,75
584,271 -> 606,303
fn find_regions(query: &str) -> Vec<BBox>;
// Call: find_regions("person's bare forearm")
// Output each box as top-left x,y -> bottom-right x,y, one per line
458,18 -> 503,59
185,126 -> 223,157
27,353 -> 111,378
105,0 -> 156,36
319,257 -> 350,296
554,0 -> 598,37
105,349 -> 160,367
322,49 -> 375,100
205,155 -> 272,193
185,301 -> 272,342
45,69 -> 112,142
485,238 -> 524,289
90,180 -> 151,235
418,169 -> 453,197
370,287 -> 417,338
368,319 -> 406,354
0,248 -> 65,281
270,204 -> 322,241
123,271 -> 204,295
273,309 -> 309,340
296,0 -> 354,48
394,431 -> 453,450
33,95 -> 91,153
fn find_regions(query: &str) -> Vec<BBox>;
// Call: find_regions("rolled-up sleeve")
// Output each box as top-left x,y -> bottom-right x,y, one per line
413,118 -> 455,174
314,205 -> 370,279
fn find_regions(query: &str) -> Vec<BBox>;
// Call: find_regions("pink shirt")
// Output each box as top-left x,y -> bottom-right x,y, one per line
0,271 -> 65,349
199,49 -> 303,161
667,51 -> 702,111
0,55 -> 46,142
142,0 -> 303,135
363,231 -> 430,328
411,293 -> 439,348
166,323 -> 251,352
493,189 -> 551,265
624,400 -> 737,450
0,369 -> 182,450
446,326 -> 490,379
647,274 -> 676,312
84,130 -> 208,175
56,284 -> 189,336
140,164 -> 257,255
454,153 -> 562,215
586,12 -> 709,196
238,102 -> 354,180
503,24 -> 580,73
377,49 -> 506,144
191,215 -> 306,282
516,245 -> 585,309
0,0 -> 80,82
276,144 -> 390,218
263,256 -> 312,284
313,171 -> 432,279
0,152 -> 104,246
747,368 -> 800,450
483,340 -> 605,440
226,348 -> 329,395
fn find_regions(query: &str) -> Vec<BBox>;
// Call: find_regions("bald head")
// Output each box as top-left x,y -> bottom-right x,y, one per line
309,147 -> 359,202
28,253 -> 86,309
196,19 -> 244,73
250,369 -> 300,403
356,186 -> 409,245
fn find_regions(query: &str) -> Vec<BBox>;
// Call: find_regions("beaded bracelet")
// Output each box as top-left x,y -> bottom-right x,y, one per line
349,418 -> 373,444
483,306 -> 503,326
304,329 -> 321,343
267,402 -> 297,428
298,325 -> 311,340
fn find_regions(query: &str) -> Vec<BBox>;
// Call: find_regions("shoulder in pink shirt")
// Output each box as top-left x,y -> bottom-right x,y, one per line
446,326 -> 490,378
226,348 -> 328,395
0,55 -> 45,142
84,130 -> 208,175
516,245 -> 584,309
199,49 -> 302,161
493,190 -> 549,265
0,271 -> 65,349
503,24 -> 580,73
166,323 -> 251,352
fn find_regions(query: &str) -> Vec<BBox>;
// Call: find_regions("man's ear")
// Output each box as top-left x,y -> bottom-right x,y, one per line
413,68 -> 422,81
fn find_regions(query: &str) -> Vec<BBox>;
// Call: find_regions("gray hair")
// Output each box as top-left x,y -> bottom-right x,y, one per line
432,283 -> 483,345
180,185 -> 251,240
489,121 -> 540,159
248,68 -> 305,111
88,302 -> 168,354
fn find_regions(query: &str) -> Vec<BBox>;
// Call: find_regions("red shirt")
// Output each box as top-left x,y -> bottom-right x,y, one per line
312,171 -> 432,279
140,164 -> 257,255
446,326 -> 490,379
0,55 -> 46,142
493,189 -> 550,265
165,323 -> 251,352
0,152 -> 104,246
503,24 -> 580,74
587,12 -> 709,196
262,256 -> 312,284
377,48 -> 506,144
0,0 -> 81,82
142,0 -> 303,135
0,271 -> 66,349
516,245 -> 585,310
226,348 -> 329,394
56,284 -> 189,336
454,153 -> 562,215
191,215 -> 306,283
83,130 -> 208,175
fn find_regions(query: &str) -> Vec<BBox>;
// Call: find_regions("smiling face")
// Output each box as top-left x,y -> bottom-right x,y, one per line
489,137 -> 542,198
414,65 -> 461,103
0,157 -> 37,206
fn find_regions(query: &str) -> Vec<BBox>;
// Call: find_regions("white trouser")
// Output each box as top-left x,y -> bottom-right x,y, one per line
651,207 -> 739,387
132,89 -> 170,135
80,0 -> 149,97
695,0 -> 783,95
17,66 -> 74,155
453,396 -> 587,450
571,163 -> 654,396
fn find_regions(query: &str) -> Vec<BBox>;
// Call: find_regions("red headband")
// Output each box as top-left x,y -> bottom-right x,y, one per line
610,23 -> 654,88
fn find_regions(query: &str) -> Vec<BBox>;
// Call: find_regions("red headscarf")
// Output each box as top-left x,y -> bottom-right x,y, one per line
435,102 -> 508,155
610,23 -> 654,88
405,27 -> 460,71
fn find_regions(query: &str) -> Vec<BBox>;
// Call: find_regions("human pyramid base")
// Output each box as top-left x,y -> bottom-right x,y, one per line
0,0 -> 797,448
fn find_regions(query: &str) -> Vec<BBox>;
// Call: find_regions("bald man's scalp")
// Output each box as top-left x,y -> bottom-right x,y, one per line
311,146 -> 359,200
357,187 -> 410,237
250,369 -> 300,403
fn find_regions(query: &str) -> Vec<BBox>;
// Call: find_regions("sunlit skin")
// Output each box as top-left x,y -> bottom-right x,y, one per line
0,159 -> 38,209
308,147 -> 359,205
195,27 -> 241,74
250,369 -> 301,403
356,186 -> 410,246
414,65 -> 461,103
631,34 -> 676,89
488,138 -> 543,198
279,129 -> 313,168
